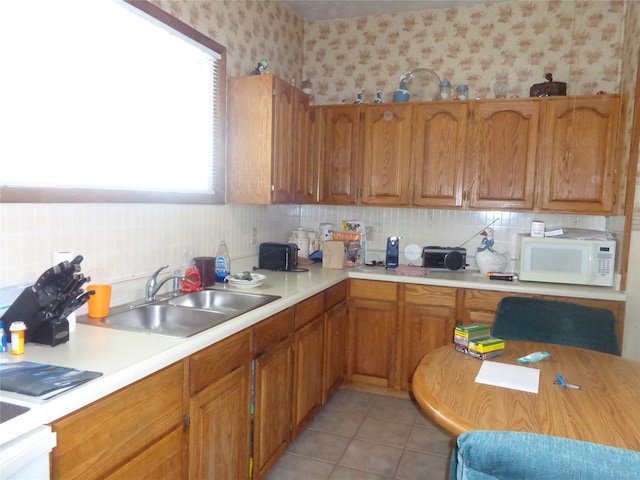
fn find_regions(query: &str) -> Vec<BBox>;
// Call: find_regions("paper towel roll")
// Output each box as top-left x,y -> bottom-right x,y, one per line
52,251 -> 74,265
52,251 -> 76,332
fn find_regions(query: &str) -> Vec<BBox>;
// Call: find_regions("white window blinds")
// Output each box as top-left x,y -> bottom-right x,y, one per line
0,0 -> 222,196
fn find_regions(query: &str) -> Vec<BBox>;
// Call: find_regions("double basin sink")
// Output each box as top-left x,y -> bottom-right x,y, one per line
78,290 -> 280,338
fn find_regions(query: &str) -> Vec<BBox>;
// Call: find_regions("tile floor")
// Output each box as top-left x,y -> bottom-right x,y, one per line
265,387 -> 455,480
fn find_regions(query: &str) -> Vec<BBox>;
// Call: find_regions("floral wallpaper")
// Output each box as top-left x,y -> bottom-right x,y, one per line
150,0 -> 637,218
302,1 -> 626,104
151,0 -> 305,81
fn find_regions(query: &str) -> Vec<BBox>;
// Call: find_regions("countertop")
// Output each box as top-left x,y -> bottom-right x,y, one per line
0,264 -> 625,446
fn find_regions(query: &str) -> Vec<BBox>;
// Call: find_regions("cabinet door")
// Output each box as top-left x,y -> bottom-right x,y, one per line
104,427 -> 184,480
348,297 -> 397,386
51,363 -> 185,480
271,76 -> 294,204
412,102 -> 468,208
188,364 -> 251,480
401,305 -> 456,390
292,88 -> 316,203
320,105 -> 361,204
361,104 -> 412,205
323,298 -> 348,402
292,315 -> 325,438
254,337 -> 294,479
400,284 -> 458,390
228,75 -> 275,204
538,95 -> 620,213
467,100 -> 539,209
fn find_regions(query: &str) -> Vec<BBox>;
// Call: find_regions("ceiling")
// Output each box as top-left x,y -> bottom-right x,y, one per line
283,0 -> 488,21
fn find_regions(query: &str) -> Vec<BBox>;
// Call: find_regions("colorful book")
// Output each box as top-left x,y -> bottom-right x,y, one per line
0,361 -> 102,399
467,336 -> 505,354
455,344 -> 504,360
454,323 -> 491,346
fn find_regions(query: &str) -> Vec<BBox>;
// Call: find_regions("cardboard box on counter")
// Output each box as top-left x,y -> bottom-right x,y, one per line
322,241 -> 345,269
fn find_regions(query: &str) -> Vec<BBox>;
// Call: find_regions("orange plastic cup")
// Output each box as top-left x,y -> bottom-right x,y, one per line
87,284 -> 112,318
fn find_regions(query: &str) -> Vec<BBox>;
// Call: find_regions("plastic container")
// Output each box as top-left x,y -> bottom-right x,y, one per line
215,240 -> 230,282
439,80 -> 452,100
10,321 -> 27,355
0,320 -> 7,352
456,84 -> 469,100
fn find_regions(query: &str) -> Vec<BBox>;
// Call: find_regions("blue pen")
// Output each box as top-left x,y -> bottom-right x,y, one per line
555,374 -> 581,390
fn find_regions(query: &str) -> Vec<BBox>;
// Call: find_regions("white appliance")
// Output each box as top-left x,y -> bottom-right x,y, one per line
518,236 -> 616,287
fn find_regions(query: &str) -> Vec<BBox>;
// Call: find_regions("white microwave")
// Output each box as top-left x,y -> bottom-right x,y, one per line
518,236 -> 616,287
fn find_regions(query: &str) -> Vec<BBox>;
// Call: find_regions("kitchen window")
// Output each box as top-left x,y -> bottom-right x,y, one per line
0,0 -> 226,204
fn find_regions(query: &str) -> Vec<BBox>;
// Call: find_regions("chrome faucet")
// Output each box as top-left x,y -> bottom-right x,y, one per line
145,265 -> 185,302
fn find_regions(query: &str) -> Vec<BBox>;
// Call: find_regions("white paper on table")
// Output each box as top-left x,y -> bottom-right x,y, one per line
475,361 -> 540,394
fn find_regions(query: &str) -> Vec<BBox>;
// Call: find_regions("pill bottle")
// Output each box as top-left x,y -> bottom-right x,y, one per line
10,321 -> 27,355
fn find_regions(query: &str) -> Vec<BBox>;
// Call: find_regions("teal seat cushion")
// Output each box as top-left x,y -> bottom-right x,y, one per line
491,297 -> 620,355
451,431 -> 640,480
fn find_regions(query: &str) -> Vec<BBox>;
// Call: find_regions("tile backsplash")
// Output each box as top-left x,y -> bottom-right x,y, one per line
300,205 -> 611,271
0,202 -> 614,292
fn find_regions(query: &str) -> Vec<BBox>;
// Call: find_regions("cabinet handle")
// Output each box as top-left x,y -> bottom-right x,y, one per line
356,188 -> 362,198
183,413 -> 190,429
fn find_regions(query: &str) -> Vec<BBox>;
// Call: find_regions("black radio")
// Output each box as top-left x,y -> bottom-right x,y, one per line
421,246 -> 467,271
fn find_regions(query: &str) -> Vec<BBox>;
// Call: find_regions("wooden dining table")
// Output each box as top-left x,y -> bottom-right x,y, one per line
412,340 -> 640,451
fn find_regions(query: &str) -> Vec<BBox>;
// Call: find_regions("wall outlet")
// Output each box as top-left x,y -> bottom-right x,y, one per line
365,226 -> 374,241
251,226 -> 258,246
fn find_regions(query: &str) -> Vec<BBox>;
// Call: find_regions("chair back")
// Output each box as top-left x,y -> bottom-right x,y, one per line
491,296 -> 620,355
450,430 -> 640,480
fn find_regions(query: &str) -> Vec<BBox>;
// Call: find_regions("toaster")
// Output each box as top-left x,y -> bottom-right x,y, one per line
259,242 -> 298,271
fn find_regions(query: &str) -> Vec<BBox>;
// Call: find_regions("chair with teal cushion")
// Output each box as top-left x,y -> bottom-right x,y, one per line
490,296 -> 620,355
450,430 -> 640,480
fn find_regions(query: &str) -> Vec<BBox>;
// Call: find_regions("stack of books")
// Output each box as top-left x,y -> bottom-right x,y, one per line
454,323 -> 505,360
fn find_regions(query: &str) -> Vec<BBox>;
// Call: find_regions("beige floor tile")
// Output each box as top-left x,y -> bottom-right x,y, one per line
394,450 -> 451,480
338,439 -> 403,477
368,396 -> 420,425
329,465 -> 392,479
309,408 -> 367,437
324,389 -> 376,416
265,453 -> 335,480
405,425 -> 455,457
288,429 -> 351,463
354,417 -> 412,448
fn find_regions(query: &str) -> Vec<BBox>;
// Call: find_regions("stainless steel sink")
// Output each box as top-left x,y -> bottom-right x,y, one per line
78,290 -> 280,338
167,290 -> 278,312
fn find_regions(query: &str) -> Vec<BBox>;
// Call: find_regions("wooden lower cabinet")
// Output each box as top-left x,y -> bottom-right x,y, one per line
348,279 -> 398,387
253,309 -> 295,480
188,328 -> 252,480
292,294 -> 326,438
323,281 -> 349,402
400,284 -> 457,391
50,362 -> 185,480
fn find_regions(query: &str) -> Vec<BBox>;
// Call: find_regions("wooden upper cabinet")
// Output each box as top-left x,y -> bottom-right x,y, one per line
412,102 -> 468,208
319,105 -> 361,204
538,95 -> 621,214
467,99 -> 539,210
228,75 -> 309,204
292,88 -> 316,204
361,104 -> 412,205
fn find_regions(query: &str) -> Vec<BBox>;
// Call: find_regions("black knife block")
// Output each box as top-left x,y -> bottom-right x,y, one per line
2,287 -> 69,346
30,317 -> 70,347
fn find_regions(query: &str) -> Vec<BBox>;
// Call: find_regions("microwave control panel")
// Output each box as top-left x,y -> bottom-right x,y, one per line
596,245 -> 615,277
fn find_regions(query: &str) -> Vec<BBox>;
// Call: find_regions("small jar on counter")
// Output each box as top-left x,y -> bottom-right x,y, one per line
439,80 -> 452,100
456,84 -> 469,100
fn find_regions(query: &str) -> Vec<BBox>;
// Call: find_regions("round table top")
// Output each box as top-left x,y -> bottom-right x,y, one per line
412,341 -> 640,451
